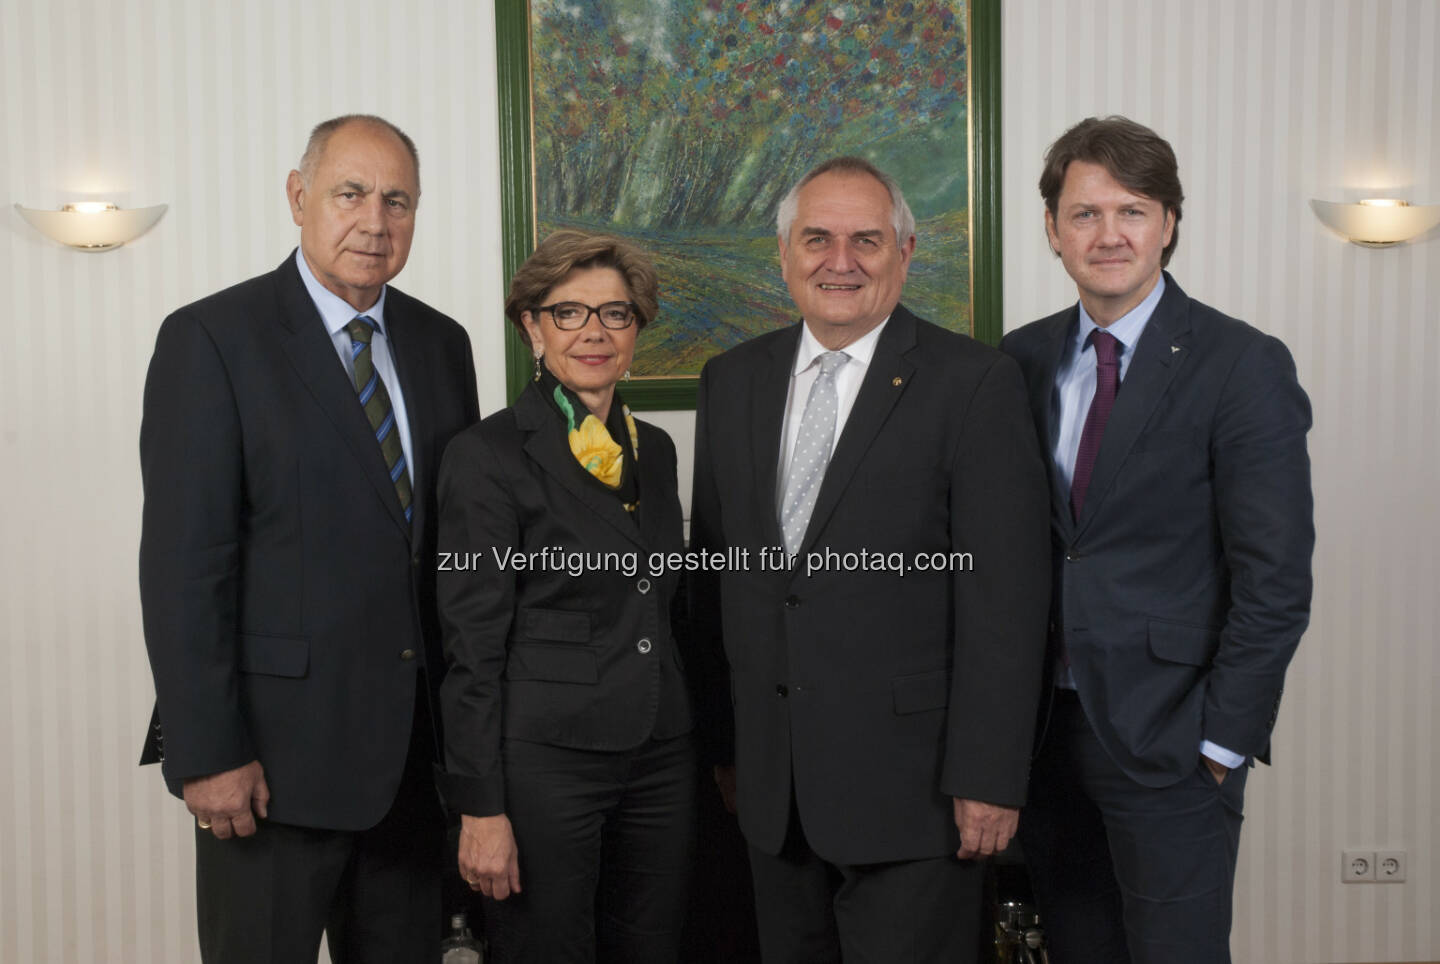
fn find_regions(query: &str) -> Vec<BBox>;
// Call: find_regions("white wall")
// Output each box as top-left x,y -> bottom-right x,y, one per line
1002,2 -> 1438,962
1,0 -> 1435,961
0,1 -> 509,960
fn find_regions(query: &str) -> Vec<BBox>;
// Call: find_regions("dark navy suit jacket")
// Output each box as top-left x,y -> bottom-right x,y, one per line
139,252 -> 480,829
1002,273 -> 1314,787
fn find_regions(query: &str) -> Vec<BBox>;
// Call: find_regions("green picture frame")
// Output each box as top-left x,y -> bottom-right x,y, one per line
496,0 -> 1002,409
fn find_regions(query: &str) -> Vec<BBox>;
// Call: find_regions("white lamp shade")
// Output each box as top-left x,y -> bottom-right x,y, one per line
14,203 -> 168,250
1310,199 -> 1440,247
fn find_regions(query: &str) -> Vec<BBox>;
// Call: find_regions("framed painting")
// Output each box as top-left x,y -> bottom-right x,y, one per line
496,0 -> 1001,409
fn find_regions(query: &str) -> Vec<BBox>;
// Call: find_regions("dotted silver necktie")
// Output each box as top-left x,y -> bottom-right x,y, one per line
780,351 -> 849,554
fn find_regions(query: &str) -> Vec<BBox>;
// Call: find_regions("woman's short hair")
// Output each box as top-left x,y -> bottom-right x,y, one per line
505,230 -> 660,344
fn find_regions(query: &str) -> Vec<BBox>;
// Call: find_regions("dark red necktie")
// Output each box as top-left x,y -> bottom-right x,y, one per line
1069,329 -> 1121,521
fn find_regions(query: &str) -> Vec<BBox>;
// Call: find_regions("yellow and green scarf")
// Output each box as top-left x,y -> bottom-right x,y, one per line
540,370 -> 640,512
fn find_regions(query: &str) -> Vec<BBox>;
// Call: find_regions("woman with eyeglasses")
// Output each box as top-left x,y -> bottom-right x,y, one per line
436,230 -> 696,963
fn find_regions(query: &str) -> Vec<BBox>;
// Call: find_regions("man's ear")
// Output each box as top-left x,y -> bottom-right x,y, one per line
286,170 -> 306,227
1044,209 -> 1061,257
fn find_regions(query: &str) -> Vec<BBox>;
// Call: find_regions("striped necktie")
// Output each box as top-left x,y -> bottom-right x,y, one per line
345,315 -> 413,523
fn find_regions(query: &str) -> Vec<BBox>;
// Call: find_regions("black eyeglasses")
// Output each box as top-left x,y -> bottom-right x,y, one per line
536,301 -> 638,331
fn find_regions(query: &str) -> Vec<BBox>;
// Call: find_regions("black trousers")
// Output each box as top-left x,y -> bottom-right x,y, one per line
746,794 -> 984,964
484,734 -> 697,964
1018,689 -> 1248,964
194,684 -> 444,964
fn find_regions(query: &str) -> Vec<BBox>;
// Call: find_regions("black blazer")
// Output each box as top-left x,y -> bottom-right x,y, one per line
1001,273 -> 1314,787
138,252 -> 480,830
689,305 -> 1051,865
435,383 -> 691,817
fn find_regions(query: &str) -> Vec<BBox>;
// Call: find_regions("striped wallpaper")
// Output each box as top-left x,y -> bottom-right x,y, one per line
1002,2 -> 1438,962
0,1 -> 509,961
1,1 -> 1435,961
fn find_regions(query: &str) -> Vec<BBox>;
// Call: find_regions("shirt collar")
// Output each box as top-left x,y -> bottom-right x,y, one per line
793,315 -> 889,376
294,248 -> 389,337
1073,274 -> 1165,356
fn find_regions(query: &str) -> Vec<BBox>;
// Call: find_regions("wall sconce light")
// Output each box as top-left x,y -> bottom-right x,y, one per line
1310,198 -> 1440,248
14,201 -> 168,251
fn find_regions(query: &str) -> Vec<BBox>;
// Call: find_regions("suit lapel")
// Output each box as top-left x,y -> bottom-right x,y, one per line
798,307 -> 917,556
752,325 -> 800,550
385,294 -> 432,544
272,254 -> 411,537
633,425 -> 676,553
1073,276 -> 1192,535
1031,310 -> 1077,539
516,385 -> 648,550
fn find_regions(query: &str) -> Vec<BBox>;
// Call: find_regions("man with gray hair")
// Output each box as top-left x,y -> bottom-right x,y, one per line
689,156 -> 1051,961
139,114 -> 479,961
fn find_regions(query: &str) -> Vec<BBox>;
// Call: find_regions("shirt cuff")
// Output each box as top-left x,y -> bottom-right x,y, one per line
1200,740 -> 1246,769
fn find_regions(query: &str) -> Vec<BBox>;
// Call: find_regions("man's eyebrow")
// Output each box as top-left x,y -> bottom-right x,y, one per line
382,188 -> 413,203
333,180 -> 369,195
798,226 -> 833,237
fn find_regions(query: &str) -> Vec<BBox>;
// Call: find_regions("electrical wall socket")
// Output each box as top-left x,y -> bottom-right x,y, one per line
1377,850 -> 1407,882
1343,850 -> 1375,882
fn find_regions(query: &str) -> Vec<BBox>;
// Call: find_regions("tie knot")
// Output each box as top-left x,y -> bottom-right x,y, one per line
817,351 -> 849,377
1087,329 -> 1121,366
346,316 -> 378,345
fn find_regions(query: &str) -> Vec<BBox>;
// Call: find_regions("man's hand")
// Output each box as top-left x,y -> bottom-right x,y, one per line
952,798 -> 1019,860
1202,755 -> 1230,785
459,813 -> 522,900
713,765 -> 738,815
184,760 -> 269,839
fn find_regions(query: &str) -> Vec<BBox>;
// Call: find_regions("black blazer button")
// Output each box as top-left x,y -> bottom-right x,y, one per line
775,683 -> 788,697
637,638 -> 653,654
637,577 -> 652,594
1065,549 -> 1083,562
785,595 -> 800,608
399,649 -> 417,661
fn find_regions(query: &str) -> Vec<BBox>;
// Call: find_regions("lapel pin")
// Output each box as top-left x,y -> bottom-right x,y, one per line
1171,345 -> 1182,354
892,376 -> 903,387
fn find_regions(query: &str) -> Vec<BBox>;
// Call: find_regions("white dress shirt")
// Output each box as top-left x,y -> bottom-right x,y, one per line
295,249 -> 416,488
776,317 -> 890,504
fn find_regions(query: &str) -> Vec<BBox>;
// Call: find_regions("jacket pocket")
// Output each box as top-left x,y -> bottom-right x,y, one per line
237,633 -> 309,678
1147,620 -> 1220,667
516,607 -> 592,643
506,643 -> 598,684
892,669 -> 948,715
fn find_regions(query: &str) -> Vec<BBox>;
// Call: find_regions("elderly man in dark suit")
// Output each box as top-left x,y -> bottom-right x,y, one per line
1001,116 -> 1314,964
689,156 -> 1051,962
138,114 -> 479,962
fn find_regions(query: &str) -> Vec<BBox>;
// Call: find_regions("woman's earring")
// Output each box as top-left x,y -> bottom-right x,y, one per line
623,368 -> 631,382
533,351 -> 543,382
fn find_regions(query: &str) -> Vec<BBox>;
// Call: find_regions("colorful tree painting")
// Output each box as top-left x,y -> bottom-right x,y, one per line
530,0 -> 972,377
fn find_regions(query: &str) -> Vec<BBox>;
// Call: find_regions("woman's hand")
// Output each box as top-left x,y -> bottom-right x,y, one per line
459,813 -> 522,900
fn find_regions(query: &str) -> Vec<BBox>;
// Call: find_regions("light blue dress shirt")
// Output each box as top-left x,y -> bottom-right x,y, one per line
1050,277 -> 1165,491
295,249 -> 416,488
1049,277 -> 1242,769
